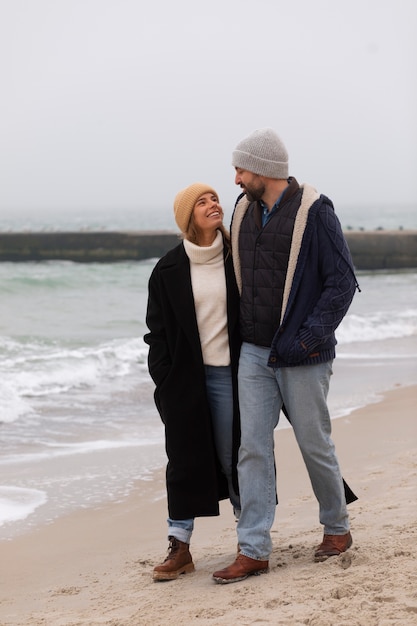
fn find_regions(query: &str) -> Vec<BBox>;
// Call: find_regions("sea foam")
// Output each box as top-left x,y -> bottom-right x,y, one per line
0,486 -> 47,527
0,336 -> 149,423
337,308 -> 417,344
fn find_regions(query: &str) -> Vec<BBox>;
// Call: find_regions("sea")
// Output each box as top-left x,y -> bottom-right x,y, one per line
1,204 -> 416,540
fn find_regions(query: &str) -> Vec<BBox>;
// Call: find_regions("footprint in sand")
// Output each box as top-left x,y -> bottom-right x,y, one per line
339,552 -> 352,569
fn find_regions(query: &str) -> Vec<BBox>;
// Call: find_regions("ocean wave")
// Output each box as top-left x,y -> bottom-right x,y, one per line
0,336 -> 149,423
0,486 -> 47,527
0,382 -> 35,424
337,309 -> 417,344
1,302 -> 416,425
0,436 -> 162,466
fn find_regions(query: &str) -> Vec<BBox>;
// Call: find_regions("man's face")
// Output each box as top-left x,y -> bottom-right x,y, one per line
234,168 -> 265,202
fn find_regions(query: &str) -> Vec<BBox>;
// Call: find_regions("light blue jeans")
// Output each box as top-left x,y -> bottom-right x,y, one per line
237,342 -> 349,561
168,365 -> 241,543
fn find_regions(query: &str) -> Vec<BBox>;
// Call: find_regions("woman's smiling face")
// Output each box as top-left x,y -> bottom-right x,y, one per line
192,192 -> 224,236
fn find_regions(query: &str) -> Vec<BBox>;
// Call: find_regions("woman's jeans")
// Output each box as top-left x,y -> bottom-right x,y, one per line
168,365 -> 240,544
237,342 -> 349,561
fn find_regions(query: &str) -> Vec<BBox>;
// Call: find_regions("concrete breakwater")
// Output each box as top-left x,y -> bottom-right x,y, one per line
0,230 -> 416,270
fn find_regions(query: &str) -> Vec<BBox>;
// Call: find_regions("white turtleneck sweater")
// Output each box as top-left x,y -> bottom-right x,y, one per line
183,230 -> 231,366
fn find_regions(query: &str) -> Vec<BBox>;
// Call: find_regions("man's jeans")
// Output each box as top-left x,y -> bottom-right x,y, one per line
237,342 -> 349,561
168,365 -> 240,543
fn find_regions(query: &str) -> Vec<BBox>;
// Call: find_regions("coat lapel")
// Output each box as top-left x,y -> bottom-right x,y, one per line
160,245 -> 203,365
224,251 -> 239,332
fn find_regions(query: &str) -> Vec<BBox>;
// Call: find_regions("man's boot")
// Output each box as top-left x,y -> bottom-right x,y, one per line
153,536 -> 195,581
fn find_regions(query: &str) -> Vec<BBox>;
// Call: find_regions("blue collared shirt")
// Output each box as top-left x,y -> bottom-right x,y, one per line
260,188 -> 287,227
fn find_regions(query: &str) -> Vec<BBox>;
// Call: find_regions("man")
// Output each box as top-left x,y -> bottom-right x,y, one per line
212,128 -> 359,584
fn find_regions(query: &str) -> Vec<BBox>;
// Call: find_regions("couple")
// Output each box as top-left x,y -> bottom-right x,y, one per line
144,128 -> 359,584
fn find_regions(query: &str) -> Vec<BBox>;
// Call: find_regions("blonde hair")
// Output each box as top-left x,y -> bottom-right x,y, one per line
184,215 -> 231,249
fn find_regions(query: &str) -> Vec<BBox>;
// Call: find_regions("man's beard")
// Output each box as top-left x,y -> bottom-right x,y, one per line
243,180 -> 265,203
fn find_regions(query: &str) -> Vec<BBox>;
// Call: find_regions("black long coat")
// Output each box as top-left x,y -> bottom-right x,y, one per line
144,241 -> 241,520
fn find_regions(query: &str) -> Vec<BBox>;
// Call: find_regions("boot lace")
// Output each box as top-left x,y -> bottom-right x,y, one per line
164,537 -> 179,562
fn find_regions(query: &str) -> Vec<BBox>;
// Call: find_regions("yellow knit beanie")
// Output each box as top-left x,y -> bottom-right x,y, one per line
173,183 -> 218,233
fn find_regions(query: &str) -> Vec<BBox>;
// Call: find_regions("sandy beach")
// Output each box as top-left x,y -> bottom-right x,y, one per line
1,384 -> 416,626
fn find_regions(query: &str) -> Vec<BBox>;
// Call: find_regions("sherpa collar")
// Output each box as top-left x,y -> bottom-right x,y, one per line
230,183 -> 320,322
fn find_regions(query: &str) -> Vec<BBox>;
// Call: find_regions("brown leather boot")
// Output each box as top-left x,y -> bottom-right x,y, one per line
212,553 -> 269,584
153,536 -> 195,581
314,531 -> 353,562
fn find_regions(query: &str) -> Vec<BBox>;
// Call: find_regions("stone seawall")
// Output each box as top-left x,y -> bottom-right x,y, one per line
0,230 -> 416,270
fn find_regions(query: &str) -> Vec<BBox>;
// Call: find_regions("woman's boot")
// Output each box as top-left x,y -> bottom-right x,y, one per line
153,536 -> 195,581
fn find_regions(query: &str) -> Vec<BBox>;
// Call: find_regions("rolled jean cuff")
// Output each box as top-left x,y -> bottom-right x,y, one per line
168,527 -> 192,544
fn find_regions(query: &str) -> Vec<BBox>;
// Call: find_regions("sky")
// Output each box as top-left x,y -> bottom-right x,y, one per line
0,0 -> 416,221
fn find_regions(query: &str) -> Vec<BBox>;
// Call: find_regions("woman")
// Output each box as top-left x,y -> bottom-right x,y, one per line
144,183 -> 241,581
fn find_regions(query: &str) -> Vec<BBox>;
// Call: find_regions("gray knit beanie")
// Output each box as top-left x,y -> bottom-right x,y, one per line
232,128 -> 289,179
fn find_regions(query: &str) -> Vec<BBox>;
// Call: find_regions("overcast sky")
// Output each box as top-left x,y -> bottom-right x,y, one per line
1,0 -> 416,218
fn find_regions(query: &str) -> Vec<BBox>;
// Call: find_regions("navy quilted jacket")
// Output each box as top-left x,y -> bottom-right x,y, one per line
231,183 -> 360,368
